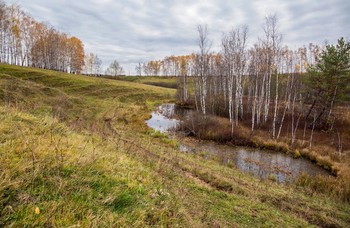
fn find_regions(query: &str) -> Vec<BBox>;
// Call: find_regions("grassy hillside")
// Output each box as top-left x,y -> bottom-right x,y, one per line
0,64 -> 349,227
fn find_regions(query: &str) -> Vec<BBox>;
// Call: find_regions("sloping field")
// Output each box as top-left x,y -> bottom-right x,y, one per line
0,64 -> 349,227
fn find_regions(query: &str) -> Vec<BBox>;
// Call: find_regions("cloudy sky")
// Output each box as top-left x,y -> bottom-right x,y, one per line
7,0 -> 350,74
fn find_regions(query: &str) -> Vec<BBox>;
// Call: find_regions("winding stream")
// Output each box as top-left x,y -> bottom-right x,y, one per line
146,104 -> 331,183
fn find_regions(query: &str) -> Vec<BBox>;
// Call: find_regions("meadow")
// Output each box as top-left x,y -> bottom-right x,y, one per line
0,64 -> 349,227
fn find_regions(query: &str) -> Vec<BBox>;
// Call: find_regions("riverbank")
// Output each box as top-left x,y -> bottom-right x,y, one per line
146,104 -> 331,183
1,64 -> 349,226
175,103 -> 350,201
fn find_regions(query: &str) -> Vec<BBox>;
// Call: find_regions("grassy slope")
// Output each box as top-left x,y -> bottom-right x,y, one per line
0,64 -> 349,227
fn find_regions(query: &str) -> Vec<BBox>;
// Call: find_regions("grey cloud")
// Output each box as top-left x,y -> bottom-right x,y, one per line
7,0 -> 350,74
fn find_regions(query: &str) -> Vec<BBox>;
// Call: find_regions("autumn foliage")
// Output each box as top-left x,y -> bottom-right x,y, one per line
0,1 -> 85,73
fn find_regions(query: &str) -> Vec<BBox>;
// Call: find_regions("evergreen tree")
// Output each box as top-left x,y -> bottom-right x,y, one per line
305,37 -> 350,128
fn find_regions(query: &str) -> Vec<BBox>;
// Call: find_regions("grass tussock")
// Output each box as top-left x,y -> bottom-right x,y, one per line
252,137 -> 291,153
297,172 -> 350,203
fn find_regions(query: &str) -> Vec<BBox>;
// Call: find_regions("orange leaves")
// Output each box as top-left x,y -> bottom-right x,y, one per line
68,36 -> 85,73
0,1 -> 85,72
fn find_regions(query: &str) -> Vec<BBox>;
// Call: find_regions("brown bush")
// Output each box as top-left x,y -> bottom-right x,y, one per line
179,112 -> 256,146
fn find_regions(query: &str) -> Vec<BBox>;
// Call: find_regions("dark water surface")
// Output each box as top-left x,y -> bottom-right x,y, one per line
146,104 -> 330,183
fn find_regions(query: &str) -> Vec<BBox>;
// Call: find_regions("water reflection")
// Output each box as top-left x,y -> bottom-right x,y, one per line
146,104 -> 331,183
146,104 -> 179,133
186,141 -> 330,183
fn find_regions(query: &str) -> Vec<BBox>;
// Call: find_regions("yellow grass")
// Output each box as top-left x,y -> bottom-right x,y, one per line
0,64 -> 349,227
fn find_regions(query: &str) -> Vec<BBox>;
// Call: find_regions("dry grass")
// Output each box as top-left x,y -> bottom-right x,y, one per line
179,108 -> 350,202
0,64 -> 350,227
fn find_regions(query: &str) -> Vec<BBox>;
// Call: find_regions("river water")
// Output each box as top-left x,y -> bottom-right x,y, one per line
146,104 -> 330,183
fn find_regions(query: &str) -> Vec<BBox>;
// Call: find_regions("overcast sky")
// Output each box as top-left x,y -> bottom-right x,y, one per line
7,0 -> 350,74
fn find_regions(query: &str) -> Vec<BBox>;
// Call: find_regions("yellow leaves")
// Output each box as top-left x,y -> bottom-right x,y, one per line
11,24 -> 20,38
35,207 -> 40,214
303,61 -> 308,69
68,36 -> 85,71
295,61 -> 309,73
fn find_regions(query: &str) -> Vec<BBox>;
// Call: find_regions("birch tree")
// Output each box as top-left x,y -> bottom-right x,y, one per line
221,26 -> 248,131
135,63 -> 142,76
264,15 -> 282,139
195,25 -> 211,115
106,60 -> 124,76
93,54 -> 102,75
